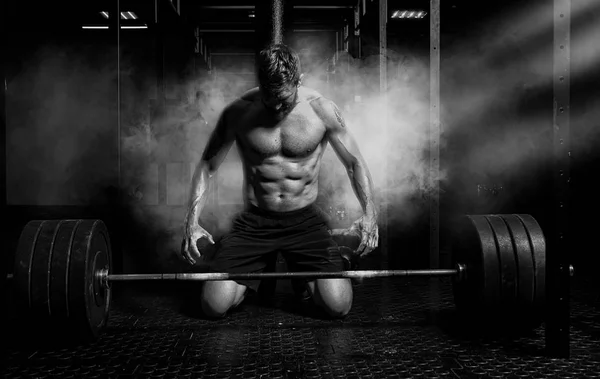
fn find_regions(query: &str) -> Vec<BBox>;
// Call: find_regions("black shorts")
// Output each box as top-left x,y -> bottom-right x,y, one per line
209,204 -> 344,292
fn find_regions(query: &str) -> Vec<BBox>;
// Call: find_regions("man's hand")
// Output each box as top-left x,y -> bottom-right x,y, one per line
181,221 -> 215,265
319,98 -> 378,257
353,214 -> 379,257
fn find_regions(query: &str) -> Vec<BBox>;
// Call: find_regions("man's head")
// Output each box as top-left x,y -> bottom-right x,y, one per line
256,44 -> 302,113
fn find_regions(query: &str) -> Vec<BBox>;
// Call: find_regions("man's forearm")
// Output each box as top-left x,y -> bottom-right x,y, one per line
348,160 -> 377,217
185,163 -> 211,225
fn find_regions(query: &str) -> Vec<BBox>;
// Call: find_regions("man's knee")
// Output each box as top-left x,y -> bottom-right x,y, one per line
323,297 -> 352,318
201,280 -> 246,318
314,279 -> 353,318
201,294 -> 230,318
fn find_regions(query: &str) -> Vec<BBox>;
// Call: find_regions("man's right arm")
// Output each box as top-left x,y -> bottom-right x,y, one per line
185,106 -> 236,226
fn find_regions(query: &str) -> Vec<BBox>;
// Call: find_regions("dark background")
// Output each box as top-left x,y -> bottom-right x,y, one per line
1,0 -> 598,280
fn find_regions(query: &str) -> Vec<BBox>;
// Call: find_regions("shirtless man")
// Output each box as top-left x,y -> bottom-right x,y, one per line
181,44 -> 379,318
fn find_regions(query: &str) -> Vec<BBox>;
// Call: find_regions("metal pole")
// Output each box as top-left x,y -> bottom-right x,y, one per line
354,4 -> 361,58
548,0 -> 571,358
255,0 -> 285,52
379,0 -> 388,268
155,0 -> 165,107
272,0 -> 283,44
117,0 -> 121,196
1,0 -> 6,211
429,0 -> 441,269
106,269 -> 460,282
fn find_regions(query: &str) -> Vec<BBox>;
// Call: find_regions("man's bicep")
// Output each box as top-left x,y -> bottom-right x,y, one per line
201,111 -> 235,172
323,101 -> 363,169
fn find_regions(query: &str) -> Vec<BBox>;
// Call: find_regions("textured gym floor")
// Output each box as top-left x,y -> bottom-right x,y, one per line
1,274 -> 599,378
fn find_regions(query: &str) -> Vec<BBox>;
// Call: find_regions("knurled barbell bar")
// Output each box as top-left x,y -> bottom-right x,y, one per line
6,214 -> 558,342
9,268 -> 466,283
96,267 -> 467,286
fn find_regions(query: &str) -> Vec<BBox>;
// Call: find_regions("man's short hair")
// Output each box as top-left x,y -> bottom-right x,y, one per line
257,44 -> 302,100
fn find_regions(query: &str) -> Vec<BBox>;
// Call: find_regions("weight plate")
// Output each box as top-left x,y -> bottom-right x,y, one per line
501,215 -> 535,311
452,215 -> 500,314
485,215 -> 517,311
68,220 -> 112,341
30,220 -> 64,321
470,215 -> 501,311
13,220 -> 45,313
49,220 -> 82,320
452,215 -> 481,313
0,239 -> 9,327
517,214 -> 546,313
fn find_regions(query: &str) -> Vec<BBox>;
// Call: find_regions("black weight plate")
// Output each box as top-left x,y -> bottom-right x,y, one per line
517,215 -> 547,313
485,215 -> 517,311
470,215 -> 501,311
30,220 -> 64,320
501,215 -> 535,310
13,220 -> 45,313
452,215 -> 500,313
0,242 -> 9,326
452,216 -> 481,313
452,216 -> 480,313
68,220 -> 112,341
49,220 -> 82,320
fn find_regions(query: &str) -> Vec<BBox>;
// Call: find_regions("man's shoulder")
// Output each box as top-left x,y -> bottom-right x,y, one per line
223,88 -> 258,115
235,86 -> 326,105
239,87 -> 261,102
302,89 -> 336,119
299,87 -> 325,104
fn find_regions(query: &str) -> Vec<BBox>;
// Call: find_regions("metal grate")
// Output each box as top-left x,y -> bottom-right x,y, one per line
1,276 -> 598,378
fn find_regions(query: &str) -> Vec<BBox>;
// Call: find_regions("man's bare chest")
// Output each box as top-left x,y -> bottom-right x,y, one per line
237,111 -> 326,158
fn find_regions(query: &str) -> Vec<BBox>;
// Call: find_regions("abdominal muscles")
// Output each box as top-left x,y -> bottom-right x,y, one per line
245,151 -> 323,212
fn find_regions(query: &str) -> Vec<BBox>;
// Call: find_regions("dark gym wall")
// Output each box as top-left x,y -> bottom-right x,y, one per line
1,0 -> 6,211
384,1 -> 432,269
3,0 -> 201,273
1,0 -> 7,291
569,3 -> 600,275
5,3 -> 119,206
437,0 -> 600,274
440,0 -> 555,231
381,0 -> 574,270
3,1 -> 121,273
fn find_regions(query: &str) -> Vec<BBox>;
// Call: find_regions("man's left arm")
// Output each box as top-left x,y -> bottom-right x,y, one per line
317,98 -> 379,256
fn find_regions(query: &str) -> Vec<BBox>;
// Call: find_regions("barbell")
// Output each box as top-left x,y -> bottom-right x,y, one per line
99,268 -> 465,283
7,214 -> 554,342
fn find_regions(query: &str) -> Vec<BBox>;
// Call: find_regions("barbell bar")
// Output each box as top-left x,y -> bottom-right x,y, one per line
11,263 -> 572,287
97,266 -> 466,287
7,214 -> 554,343
6,266 -> 468,283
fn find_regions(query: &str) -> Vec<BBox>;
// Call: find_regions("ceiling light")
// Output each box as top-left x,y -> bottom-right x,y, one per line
82,24 -> 147,29
391,9 -> 427,19
99,11 -> 138,20
121,11 -> 138,20
248,11 -> 255,18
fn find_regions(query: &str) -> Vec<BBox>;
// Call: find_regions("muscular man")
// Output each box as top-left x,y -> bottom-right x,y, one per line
181,44 -> 379,318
